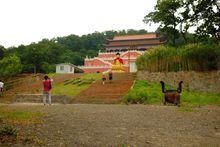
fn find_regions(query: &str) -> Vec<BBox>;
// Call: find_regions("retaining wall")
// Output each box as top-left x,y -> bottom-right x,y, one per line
137,70 -> 220,93
14,94 -> 73,104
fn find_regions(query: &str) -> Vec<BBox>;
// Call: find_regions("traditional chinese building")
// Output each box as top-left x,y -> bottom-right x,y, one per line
81,33 -> 166,73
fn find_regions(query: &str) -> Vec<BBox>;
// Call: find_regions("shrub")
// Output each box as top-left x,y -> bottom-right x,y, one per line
136,43 -> 220,72
4,83 -> 13,91
123,80 -> 162,104
0,125 -> 17,142
0,55 -> 22,77
41,62 -> 56,74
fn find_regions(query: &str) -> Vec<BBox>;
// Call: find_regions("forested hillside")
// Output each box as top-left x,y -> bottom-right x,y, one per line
0,29 -> 148,76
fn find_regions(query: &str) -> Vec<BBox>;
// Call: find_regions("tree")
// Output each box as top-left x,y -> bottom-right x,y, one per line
0,55 -> 22,77
190,0 -> 220,40
4,29 -> 150,73
0,45 -> 5,59
144,0 -> 220,45
144,0 -> 181,46
41,62 -> 55,73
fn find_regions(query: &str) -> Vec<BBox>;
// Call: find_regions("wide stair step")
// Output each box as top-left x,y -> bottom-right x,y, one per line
72,73 -> 135,104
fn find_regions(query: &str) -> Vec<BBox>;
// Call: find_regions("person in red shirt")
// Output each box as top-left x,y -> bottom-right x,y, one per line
42,75 -> 52,105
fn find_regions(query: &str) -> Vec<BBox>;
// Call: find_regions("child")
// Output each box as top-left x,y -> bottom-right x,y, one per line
108,70 -> 113,83
102,73 -> 106,85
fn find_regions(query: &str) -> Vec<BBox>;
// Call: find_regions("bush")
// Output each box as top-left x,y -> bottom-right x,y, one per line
124,88 -> 148,104
0,55 -> 22,77
123,80 -> 162,104
0,125 -> 17,142
41,62 -> 56,74
136,43 -> 220,72
4,83 -> 13,91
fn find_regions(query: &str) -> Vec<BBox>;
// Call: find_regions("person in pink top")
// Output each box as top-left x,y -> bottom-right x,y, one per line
42,75 -> 52,105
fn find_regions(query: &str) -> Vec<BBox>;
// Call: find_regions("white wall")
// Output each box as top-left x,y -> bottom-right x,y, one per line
129,62 -> 137,73
56,64 -> 74,74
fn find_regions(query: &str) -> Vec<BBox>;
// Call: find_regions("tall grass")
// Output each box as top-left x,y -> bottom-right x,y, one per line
136,43 -> 220,72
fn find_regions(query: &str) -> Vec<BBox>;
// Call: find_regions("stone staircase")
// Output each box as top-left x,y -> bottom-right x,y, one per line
72,73 -> 135,104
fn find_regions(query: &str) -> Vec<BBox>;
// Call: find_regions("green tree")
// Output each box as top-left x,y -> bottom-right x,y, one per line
190,0 -> 220,40
4,29 -> 150,73
41,62 -> 56,73
0,45 -> 5,59
144,0 -> 220,45
144,0 -> 181,46
0,55 -> 22,77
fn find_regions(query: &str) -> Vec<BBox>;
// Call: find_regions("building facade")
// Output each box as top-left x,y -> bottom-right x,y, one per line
82,34 -> 166,73
56,63 -> 84,74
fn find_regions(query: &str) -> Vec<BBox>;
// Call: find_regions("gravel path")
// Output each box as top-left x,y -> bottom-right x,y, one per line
3,104 -> 220,147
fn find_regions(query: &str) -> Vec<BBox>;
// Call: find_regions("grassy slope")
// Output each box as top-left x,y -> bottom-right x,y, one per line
123,80 -> 220,106
51,73 -> 101,97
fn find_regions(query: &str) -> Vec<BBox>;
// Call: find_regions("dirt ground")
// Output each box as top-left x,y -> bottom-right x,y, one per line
2,104 -> 220,147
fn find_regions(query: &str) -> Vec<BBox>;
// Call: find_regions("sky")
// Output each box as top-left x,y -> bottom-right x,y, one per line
0,0 -> 158,48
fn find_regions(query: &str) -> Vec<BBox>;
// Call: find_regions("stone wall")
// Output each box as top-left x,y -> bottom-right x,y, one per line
14,94 -> 73,104
137,70 -> 220,93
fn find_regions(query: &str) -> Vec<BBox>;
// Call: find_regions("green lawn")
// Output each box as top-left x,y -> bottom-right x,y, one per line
47,73 -> 56,78
51,73 -> 101,97
123,80 -> 220,107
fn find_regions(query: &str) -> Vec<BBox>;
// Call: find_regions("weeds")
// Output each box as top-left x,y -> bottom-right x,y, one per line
0,125 -> 17,143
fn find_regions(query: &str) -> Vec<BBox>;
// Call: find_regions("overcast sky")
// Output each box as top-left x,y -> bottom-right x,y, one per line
0,0 -> 158,48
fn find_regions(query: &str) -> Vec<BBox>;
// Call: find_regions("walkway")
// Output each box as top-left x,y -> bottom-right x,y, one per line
73,73 -> 135,104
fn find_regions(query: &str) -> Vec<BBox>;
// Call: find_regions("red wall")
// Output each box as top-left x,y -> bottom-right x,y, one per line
122,52 -> 141,58
98,53 -> 115,58
83,51 -> 142,73
83,68 -> 110,73
84,59 -> 110,67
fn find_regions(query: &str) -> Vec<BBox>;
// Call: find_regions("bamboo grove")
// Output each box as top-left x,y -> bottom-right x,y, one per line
136,44 -> 220,72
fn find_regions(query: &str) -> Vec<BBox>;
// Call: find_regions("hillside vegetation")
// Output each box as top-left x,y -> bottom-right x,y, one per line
123,80 -> 220,106
0,29 -> 148,77
136,44 -> 220,72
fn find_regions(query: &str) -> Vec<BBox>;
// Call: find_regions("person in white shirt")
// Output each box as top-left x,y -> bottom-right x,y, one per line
0,81 -> 4,93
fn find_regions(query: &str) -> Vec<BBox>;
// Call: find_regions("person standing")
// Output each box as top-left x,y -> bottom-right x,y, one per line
108,70 -> 113,83
0,81 -> 4,94
42,75 -> 52,105
102,73 -> 106,85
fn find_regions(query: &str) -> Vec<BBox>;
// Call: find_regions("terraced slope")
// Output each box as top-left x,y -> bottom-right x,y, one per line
73,73 -> 135,104
0,74 -> 81,102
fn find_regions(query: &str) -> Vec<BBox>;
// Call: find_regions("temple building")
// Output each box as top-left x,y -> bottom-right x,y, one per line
105,33 -> 166,52
81,33 -> 166,73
